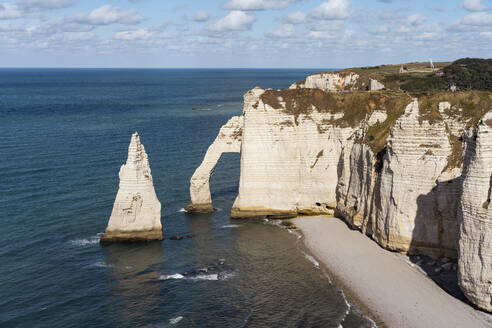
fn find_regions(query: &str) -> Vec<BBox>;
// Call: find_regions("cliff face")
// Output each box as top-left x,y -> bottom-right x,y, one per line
458,113 -> 492,311
101,132 -> 162,243
187,71 -> 492,311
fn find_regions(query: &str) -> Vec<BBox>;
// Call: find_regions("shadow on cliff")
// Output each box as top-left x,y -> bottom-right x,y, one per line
409,137 -> 477,305
409,175 -> 468,303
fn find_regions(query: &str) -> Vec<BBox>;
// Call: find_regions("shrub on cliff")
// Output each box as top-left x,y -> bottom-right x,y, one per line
443,58 -> 492,91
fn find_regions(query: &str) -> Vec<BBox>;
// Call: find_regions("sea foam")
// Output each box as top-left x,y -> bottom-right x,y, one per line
221,224 -> 241,228
70,233 -> 103,247
159,274 -> 185,280
169,316 -> 183,324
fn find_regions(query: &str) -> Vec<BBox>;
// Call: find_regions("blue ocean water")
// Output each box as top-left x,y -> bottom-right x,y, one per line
0,69 -> 374,327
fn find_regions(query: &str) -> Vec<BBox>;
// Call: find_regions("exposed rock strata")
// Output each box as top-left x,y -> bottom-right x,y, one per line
101,132 -> 162,243
458,113 -> 492,311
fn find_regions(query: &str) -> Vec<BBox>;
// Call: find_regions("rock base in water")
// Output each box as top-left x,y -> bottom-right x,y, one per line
230,207 -> 297,219
184,203 -> 215,213
100,229 -> 163,244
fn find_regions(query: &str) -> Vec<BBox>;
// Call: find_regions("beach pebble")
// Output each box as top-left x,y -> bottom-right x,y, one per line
434,267 -> 442,274
442,257 -> 451,263
416,260 -> 423,266
427,261 -> 436,266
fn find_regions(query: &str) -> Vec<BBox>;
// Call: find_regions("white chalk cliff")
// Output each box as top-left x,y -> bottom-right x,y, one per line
289,72 -> 359,92
458,113 -> 492,312
188,71 -> 492,311
101,132 -> 162,243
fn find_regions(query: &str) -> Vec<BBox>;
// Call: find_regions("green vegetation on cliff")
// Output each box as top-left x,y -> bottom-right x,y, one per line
442,58 -> 492,91
343,58 -> 492,94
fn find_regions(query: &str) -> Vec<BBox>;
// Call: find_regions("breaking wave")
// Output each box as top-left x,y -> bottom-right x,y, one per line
90,261 -> 114,268
221,224 -> 241,228
70,233 -> 103,247
303,253 -> 320,268
169,316 -> 183,324
159,274 -> 185,280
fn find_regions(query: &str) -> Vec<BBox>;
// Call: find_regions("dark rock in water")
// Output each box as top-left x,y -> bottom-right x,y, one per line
170,236 -> 184,240
185,234 -> 194,239
442,262 -> 453,270
181,259 -> 234,281
192,107 -> 199,110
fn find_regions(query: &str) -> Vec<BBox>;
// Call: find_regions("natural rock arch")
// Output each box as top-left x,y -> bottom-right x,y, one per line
185,116 -> 243,212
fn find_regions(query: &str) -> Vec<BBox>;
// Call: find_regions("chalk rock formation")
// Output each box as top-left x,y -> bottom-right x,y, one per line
231,88 -> 352,218
185,115 -> 243,212
368,79 -> 385,91
101,132 -> 162,243
290,72 -> 359,92
458,113 -> 492,312
189,74 -> 492,311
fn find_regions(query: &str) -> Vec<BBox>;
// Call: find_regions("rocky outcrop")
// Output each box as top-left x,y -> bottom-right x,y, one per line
368,79 -> 385,91
290,72 -> 359,92
458,113 -> 492,311
101,132 -> 162,243
185,116 -> 243,212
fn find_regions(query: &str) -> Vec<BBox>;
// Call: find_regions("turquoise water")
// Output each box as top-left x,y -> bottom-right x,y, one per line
0,69 -> 374,327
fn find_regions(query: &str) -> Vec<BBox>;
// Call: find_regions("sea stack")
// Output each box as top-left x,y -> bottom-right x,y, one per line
101,132 -> 162,243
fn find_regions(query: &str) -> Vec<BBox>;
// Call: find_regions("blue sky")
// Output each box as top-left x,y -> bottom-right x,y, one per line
0,0 -> 491,68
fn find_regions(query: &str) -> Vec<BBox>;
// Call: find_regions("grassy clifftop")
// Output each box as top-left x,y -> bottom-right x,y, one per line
339,58 -> 492,94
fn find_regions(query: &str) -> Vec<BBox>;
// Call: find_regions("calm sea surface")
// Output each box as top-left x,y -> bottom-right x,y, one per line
0,69 -> 374,327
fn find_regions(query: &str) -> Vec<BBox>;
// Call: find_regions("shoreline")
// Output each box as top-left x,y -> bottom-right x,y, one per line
293,229 -> 381,327
292,216 -> 492,328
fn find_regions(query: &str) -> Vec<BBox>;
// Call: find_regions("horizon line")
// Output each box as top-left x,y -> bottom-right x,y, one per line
0,66 -> 339,70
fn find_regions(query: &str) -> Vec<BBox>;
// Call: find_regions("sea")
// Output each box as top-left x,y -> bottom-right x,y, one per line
0,68 -> 375,327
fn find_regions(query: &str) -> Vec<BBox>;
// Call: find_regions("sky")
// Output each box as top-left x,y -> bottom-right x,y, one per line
0,0 -> 491,68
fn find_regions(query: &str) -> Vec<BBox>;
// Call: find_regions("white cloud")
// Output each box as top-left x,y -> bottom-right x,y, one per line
461,12 -> 492,25
308,30 -> 338,39
207,10 -> 256,31
64,31 -> 95,41
375,26 -> 390,34
310,0 -> 353,20
224,0 -> 297,11
461,0 -> 487,12
407,14 -> 426,26
193,11 -> 210,22
19,0 -> 74,12
266,23 -> 294,37
305,19 -> 344,31
0,3 -> 23,19
0,21 -> 24,31
114,28 -> 152,40
283,11 -> 306,24
76,5 -> 144,26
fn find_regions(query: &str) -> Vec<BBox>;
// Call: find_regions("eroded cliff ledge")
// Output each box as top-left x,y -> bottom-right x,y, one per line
188,61 -> 492,311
